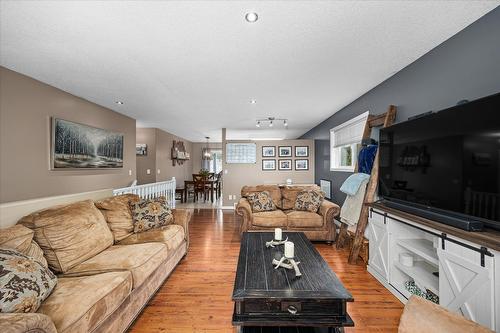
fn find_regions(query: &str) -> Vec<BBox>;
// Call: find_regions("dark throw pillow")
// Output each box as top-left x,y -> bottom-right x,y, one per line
129,197 -> 173,233
0,248 -> 57,313
294,190 -> 324,213
246,191 -> 276,212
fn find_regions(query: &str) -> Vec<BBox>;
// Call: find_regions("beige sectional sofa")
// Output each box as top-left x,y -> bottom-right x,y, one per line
236,185 -> 340,242
0,194 -> 192,333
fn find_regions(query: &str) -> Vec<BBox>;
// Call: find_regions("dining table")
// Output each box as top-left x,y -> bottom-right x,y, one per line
184,179 -> 217,203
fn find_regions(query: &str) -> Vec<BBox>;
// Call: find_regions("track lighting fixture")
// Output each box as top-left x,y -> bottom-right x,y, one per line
255,117 -> 289,128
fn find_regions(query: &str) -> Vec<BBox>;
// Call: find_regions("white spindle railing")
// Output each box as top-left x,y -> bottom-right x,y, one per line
113,177 -> 176,208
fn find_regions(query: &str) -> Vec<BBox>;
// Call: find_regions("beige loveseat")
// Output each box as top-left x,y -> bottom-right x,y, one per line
236,185 -> 340,242
0,194 -> 192,333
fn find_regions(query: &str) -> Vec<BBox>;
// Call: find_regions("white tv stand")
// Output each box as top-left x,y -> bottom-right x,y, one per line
366,203 -> 500,332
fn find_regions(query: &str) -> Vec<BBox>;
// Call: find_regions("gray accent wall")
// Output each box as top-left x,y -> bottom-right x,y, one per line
300,7 -> 500,205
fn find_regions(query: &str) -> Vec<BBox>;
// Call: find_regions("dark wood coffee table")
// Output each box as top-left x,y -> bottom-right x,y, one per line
232,232 -> 354,332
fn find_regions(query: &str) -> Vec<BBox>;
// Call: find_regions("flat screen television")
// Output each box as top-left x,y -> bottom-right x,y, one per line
378,92 -> 500,231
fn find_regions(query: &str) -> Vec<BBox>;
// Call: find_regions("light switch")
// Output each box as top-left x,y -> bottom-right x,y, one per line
224,169 -> 228,174
157,169 -> 161,174
146,169 -> 151,175
128,169 -> 132,176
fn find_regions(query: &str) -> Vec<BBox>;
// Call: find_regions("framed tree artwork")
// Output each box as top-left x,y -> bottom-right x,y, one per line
278,146 -> 292,157
52,118 -> 123,169
295,159 -> 309,170
262,159 -> 276,171
295,146 -> 309,157
262,146 -> 276,157
278,159 -> 292,170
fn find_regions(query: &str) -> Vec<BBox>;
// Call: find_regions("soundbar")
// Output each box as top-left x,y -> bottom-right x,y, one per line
381,198 -> 484,232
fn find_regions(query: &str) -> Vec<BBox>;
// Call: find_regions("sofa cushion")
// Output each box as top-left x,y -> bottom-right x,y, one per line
252,210 -> 288,227
242,185 -> 282,209
0,225 -> 48,268
63,243 -> 168,289
281,185 -> 321,210
19,200 -> 114,273
38,271 -> 132,333
286,211 -> 324,228
118,224 -> 185,252
95,194 -> 140,242
0,249 -> 57,313
294,189 -> 324,213
129,197 -> 173,233
246,191 -> 276,212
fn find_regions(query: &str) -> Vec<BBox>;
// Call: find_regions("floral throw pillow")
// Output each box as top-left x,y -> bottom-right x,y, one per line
129,197 -> 173,233
0,248 -> 57,313
246,191 -> 276,212
294,190 -> 324,213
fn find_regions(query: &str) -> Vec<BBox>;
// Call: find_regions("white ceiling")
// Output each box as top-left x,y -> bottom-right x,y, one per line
1,1 -> 498,142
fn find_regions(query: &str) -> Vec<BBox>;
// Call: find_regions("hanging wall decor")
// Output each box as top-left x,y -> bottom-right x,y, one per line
171,140 -> 190,166
51,118 -> 123,169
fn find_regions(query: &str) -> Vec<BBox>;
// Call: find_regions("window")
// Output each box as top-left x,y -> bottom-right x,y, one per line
330,111 -> 369,172
226,143 -> 256,164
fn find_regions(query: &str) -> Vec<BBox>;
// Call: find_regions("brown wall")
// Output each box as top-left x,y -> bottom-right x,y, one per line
136,128 -> 157,185
222,139 -> 315,207
136,128 -> 193,185
0,67 -> 136,203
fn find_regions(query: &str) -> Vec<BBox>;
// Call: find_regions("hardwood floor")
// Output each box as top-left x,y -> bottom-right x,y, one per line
129,209 -> 403,333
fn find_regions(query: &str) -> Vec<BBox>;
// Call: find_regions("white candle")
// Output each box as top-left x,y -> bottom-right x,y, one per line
284,241 -> 294,258
274,228 -> 282,241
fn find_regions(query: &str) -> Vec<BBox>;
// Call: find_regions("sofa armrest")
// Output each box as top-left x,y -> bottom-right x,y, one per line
236,198 -> 252,233
319,200 -> 340,221
0,313 -> 57,333
172,208 -> 193,249
398,296 -> 494,333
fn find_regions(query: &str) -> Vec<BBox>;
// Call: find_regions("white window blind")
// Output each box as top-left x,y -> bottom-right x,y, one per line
332,112 -> 369,148
330,111 -> 369,172
226,143 -> 256,164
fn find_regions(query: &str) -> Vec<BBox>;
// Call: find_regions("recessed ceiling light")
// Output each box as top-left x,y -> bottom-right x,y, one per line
115,101 -> 124,105
245,12 -> 258,23
250,99 -> 257,104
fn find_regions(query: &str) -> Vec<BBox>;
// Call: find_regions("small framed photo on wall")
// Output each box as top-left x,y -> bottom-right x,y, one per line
278,146 -> 292,157
295,159 -> 309,170
278,159 -> 292,170
262,159 -> 276,171
262,146 -> 276,157
295,146 -> 309,157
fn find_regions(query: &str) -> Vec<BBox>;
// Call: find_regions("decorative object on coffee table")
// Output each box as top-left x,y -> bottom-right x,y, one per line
265,228 -> 288,248
232,232 -> 354,332
272,241 -> 302,277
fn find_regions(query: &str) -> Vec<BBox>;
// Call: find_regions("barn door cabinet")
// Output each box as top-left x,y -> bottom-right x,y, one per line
366,205 -> 499,332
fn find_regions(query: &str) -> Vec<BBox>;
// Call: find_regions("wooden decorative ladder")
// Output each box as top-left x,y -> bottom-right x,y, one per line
336,105 -> 397,264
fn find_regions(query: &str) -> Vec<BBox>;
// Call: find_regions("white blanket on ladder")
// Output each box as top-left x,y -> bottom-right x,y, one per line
340,177 -> 369,227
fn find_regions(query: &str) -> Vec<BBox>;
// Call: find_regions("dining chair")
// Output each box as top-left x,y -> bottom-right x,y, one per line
192,174 -> 209,202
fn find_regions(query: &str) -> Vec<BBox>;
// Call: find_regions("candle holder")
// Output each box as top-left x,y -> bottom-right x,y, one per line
272,256 -> 302,277
265,237 -> 288,248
